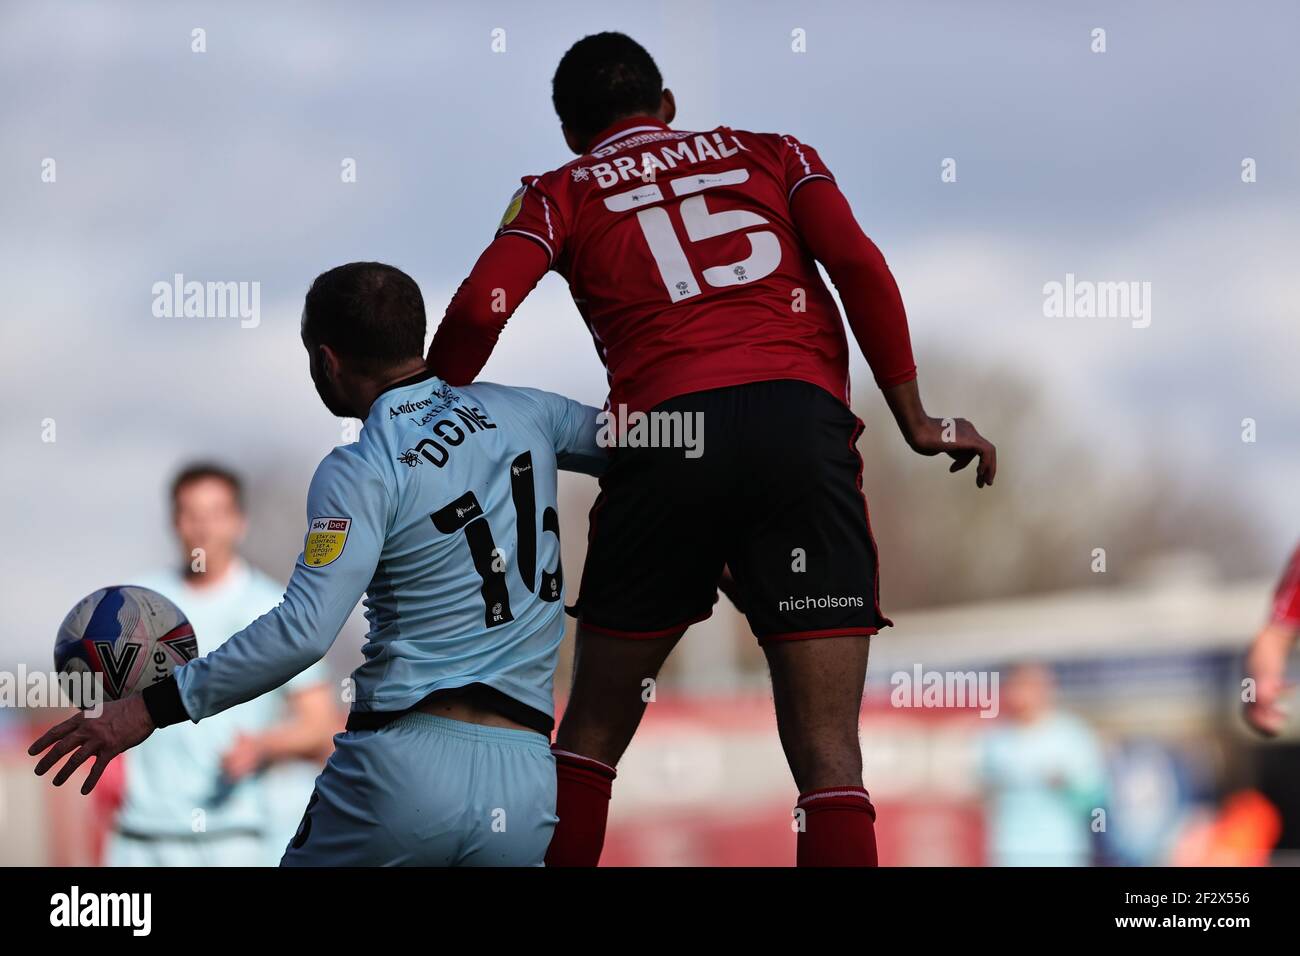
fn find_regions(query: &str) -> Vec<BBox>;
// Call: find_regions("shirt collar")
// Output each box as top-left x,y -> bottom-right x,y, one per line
177,558 -> 249,601
368,367 -> 444,419
587,115 -> 670,153
380,366 -> 440,396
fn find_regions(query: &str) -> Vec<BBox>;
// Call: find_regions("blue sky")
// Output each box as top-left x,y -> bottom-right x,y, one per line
2,0 -> 1297,667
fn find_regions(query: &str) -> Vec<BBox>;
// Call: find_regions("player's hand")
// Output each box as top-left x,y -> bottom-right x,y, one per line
1243,627 -> 1295,737
904,416 -> 997,488
222,733 -> 265,781
29,695 -> 155,795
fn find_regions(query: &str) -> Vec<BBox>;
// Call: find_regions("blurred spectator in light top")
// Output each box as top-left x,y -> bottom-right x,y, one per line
1242,541 -> 1300,737
978,663 -> 1107,866
98,464 -> 338,865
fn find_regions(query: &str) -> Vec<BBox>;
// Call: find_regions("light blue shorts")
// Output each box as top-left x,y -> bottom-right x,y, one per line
280,712 -> 557,867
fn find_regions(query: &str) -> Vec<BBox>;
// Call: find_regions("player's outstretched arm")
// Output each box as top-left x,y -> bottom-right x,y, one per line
169,449 -> 386,723
791,178 -> 996,488
881,378 -> 996,488
427,234 -> 550,385
536,389 -> 608,477
29,450 -> 386,793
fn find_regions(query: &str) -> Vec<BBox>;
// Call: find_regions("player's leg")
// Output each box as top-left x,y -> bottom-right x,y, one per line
555,626 -> 684,765
726,380 -> 888,867
548,401 -> 730,866
546,626 -> 683,866
764,635 -> 878,866
282,714 -> 561,867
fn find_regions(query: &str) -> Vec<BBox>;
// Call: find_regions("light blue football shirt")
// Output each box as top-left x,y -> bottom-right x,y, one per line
118,561 -> 327,838
979,712 -> 1108,866
174,373 -> 604,727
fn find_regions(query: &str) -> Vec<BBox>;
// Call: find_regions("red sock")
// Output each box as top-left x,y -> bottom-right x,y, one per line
545,748 -> 617,867
796,786 -> 879,867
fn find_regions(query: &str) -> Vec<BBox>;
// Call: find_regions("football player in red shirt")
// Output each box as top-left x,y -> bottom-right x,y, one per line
427,32 -> 997,866
1244,544 -> 1300,736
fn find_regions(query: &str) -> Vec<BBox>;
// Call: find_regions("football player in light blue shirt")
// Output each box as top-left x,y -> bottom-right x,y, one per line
979,664 -> 1108,866
32,262 -> 606,866
109,464 -> 335,868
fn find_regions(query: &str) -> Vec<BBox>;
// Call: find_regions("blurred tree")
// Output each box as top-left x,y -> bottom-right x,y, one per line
853,356 -> 1268,610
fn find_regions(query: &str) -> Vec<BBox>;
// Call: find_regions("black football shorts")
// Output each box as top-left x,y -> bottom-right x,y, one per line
570,379 -> 891,643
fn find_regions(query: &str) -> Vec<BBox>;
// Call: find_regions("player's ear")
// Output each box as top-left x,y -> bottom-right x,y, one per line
318,343 -> 343,381
660,89 -> 676,125
561,125 -> 586,155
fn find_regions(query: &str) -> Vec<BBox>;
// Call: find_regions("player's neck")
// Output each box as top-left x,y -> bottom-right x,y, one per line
579,112 -> 669,152
183,554 -> 239,590
353,358 -> 431,417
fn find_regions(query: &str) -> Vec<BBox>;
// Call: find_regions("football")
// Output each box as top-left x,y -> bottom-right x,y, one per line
53,586 -> 199,701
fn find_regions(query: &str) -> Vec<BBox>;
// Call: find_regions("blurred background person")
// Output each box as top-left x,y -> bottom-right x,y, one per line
979,663 -> 1107,866
1213,539 -> 1300,866
98,463 -> 337,866
1104,736 -> 1200,866
1243,541 -> 1300,737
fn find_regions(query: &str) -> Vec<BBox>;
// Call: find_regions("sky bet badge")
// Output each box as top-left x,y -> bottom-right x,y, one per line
305,516 -> 351,567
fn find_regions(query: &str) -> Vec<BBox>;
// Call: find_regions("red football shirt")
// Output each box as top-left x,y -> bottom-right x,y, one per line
1270,543 -> 1300,627
432,115 -> 916,414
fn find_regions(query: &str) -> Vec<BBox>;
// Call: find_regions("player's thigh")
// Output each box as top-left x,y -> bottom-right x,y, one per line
727,380 -> 889,642
572,409 -> 728,637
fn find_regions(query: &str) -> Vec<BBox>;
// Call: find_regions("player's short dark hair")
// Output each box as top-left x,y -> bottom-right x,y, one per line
552,32 -> 663,140
301,262 -> 426,369
171,462 -> 244,512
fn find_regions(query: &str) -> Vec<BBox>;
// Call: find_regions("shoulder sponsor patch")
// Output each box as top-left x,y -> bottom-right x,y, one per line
304,516 -> 351,568
498,186 -> 525,228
